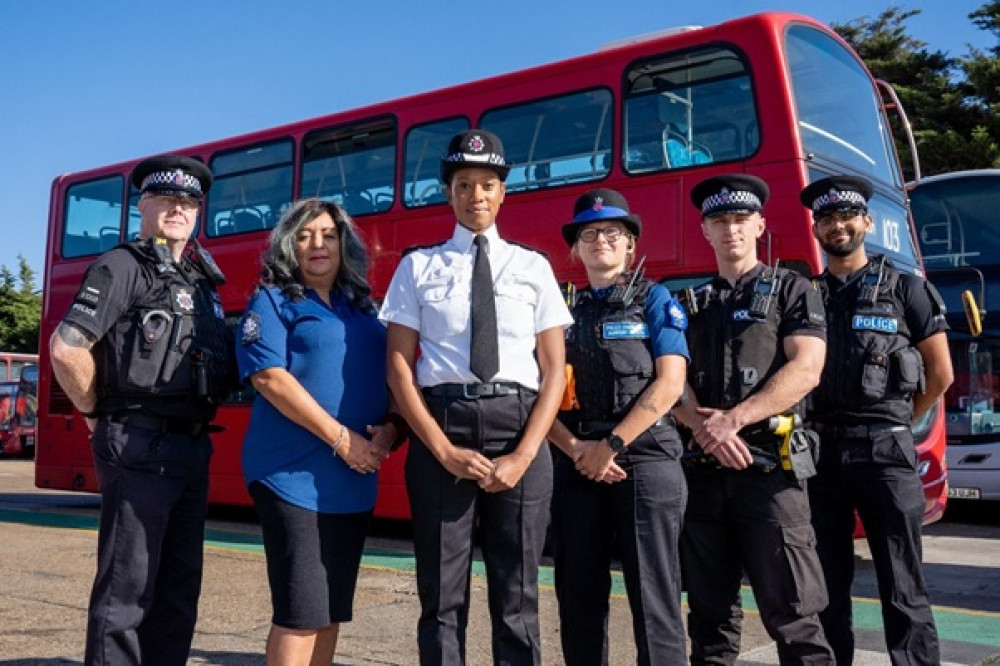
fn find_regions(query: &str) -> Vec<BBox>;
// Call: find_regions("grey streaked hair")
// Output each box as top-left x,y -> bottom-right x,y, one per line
257,198 -> 373,312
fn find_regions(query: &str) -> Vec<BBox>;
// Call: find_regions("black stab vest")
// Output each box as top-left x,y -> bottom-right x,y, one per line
566,279 -> 655,422
95,240 -> 233,422
813,256 -> 925,425
685,267 -> 804,418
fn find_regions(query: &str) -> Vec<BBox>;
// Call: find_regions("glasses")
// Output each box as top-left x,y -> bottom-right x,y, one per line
578,227 -> 626,243
814,210 -> 861,226
145,194 -> 200,211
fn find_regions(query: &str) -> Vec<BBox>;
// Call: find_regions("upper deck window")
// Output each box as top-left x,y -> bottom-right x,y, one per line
301,118 -> 397,217
481,89 -> 613,193
207,140 -> 294,237
62,176 -> 124,259
624,47 -> 756,173
403,117 -> 470,208
787,25 -> 898,186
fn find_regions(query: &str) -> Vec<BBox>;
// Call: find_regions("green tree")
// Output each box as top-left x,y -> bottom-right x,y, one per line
832,3 -> 1000,177
0,256 -> 42,353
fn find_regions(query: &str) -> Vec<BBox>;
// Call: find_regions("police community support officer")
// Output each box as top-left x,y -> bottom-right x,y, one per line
547,188 -> 690,664
673,174 -> 835,665
49,155 -> 235,666
803,175 -> 953,666
380,130 -> 572,666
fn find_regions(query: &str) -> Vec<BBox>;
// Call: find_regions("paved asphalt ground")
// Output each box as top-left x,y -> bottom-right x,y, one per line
2,459 -> 1000,665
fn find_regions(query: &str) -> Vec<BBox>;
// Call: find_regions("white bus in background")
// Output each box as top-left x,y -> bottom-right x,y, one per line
910,169 -> 1000,501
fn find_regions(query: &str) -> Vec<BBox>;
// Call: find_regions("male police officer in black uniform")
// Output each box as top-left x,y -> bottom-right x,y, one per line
674,174 -> 835,665
802,175 -> 953,666
50,155 -> 235,666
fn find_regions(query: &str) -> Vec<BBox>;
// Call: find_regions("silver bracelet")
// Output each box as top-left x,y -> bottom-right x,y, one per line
331,424 -> 347,456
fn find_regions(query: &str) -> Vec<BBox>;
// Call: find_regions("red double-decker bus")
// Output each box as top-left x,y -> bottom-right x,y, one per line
36,11 -> 947,522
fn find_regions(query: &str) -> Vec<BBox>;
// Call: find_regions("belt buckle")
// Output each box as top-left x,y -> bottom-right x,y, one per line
462,384 -> 486,399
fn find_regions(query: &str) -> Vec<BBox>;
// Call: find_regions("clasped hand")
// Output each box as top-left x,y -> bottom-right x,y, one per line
337,425 -> 392,474
441,446 -> 530,493
691,407 -> 753,469
573,439 -> 626,483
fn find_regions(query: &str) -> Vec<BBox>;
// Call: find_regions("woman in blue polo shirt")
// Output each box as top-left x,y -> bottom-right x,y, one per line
547,188 -> 690,665
236,198 -> 401,666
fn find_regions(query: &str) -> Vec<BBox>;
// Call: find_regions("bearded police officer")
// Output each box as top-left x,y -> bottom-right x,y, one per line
49,155 -> 236,666
674,174 -> 835,665
381,130 -> 572,665
802,175 -> 953,666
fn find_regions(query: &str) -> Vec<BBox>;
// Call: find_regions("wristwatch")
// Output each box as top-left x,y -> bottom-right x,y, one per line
606,432 -> 627,454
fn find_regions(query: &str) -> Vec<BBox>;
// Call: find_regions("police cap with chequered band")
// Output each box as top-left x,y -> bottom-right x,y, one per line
800,175 -> 873,217
131,154 -> 213,201
690,174 -> 769,218
440,130 -> 512,184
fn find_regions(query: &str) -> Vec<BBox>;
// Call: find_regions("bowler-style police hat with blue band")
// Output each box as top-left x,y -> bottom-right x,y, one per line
131,155 -> 213,201
800,175 -> 873,217
562,188 -> 642,245
690,174 -> 769,218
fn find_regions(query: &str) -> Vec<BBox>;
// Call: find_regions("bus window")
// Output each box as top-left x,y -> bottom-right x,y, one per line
301,117 -> 397,217
207,140 -> 295,237
126,185 -> 142,241
911,174 -> 997,269
624,46 -> 755,173
403,117 -> 469,208
787,25 -> 899,187
481,88 -> 613,192
63,176 -> 124,258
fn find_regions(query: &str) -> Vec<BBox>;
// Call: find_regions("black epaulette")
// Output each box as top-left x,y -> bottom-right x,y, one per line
402,241 -> 447,257
506,239 -> 549,258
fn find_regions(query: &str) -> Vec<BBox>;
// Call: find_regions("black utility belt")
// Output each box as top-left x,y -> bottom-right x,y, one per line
575,416 -> 670,436
815,423 -> 909,439
422,382 -> 532,400
106,412 -> 213,437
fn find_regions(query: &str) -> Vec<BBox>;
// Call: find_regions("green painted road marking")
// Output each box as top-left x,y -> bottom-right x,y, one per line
3,507 -> 998,648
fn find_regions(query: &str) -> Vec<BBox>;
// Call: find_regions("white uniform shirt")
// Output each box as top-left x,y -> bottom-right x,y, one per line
380,223 -> 573,390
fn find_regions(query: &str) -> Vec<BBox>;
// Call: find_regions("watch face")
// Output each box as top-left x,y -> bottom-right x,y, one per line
608,434 -> 626,453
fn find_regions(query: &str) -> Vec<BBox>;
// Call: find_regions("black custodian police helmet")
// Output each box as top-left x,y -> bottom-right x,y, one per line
439,130 -> 512,184
561,188 -> 642,246
690,174 -> 769,218
131,154 -> 213,201
800,175 -> 873,217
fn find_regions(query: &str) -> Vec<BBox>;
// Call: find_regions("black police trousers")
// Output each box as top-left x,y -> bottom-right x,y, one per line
406,389 -> 551,666
680,465 -> 834,665
551,446 -> 687,666
809,425 -> 940,666
84,418 -> 212,666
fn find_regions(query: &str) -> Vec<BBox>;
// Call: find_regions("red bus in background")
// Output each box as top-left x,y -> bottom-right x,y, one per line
35,12 -> 946,522
0,352 -> 38,383
0,362 -> 38,457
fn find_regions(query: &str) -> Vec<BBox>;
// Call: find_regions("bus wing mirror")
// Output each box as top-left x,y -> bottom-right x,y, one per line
961,289 -> 983,337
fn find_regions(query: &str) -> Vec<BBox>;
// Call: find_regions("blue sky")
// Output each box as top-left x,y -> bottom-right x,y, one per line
1,1 -> 994,283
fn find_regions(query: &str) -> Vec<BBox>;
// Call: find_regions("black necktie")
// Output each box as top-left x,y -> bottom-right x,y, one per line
470,234 -> 499,382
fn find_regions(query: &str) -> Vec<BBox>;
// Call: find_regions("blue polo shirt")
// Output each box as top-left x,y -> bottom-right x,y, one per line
236,286 -> 388,514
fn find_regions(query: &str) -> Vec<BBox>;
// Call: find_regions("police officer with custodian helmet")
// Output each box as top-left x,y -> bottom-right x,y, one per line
49,154 -> 236,665
673,174 -> 835,664
547,188 -> 690,664
803,175 -> 953,665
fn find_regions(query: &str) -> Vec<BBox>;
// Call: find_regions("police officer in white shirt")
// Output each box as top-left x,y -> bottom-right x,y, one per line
381,129 -> 573,666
